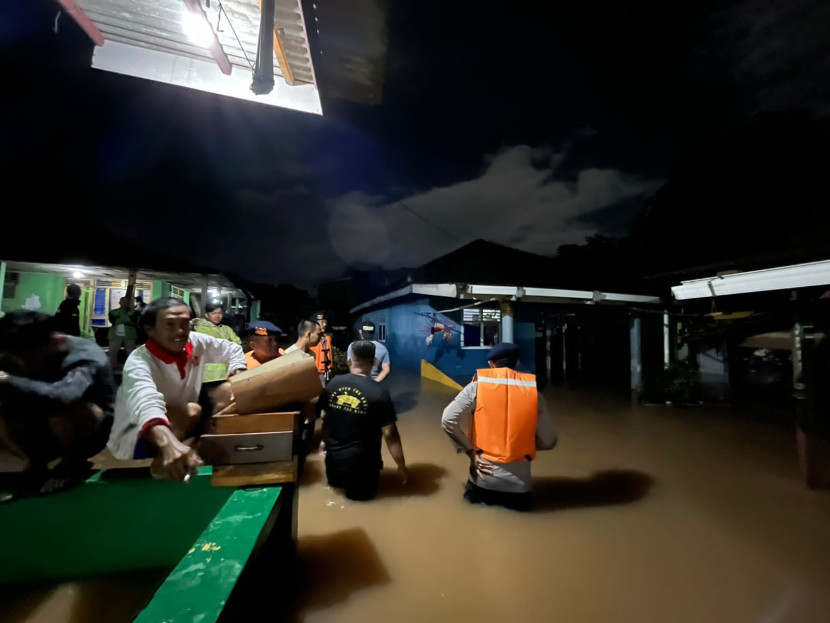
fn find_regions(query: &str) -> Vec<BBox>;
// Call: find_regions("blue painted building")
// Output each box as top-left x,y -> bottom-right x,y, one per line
351,282 -> 664,392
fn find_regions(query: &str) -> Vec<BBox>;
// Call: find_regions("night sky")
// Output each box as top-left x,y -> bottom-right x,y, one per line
3,0 -> 829,287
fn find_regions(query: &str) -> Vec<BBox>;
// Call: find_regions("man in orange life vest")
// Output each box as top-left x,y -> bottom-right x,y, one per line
309,311 -> 333,385
441,342 -> 557,511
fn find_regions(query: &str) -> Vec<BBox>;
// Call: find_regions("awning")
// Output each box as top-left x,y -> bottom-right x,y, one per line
350,283 -> 661,314
672,259 -> 830,301
64,0 -> 321,113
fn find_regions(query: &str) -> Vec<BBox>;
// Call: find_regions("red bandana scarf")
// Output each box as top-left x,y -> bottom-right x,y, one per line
146,339 -> 193,380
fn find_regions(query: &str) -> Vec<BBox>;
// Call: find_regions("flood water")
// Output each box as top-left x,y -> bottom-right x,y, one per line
4,374 -> 830,622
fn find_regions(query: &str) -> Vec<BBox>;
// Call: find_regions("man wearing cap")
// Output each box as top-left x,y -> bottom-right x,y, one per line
441,342 -> 557,511
244,321 -> 285,370
347,321 -> 390,382
309,312 -> 333,385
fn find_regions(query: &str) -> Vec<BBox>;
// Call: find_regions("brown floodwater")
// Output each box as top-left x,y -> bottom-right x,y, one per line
5,374 -> 830,622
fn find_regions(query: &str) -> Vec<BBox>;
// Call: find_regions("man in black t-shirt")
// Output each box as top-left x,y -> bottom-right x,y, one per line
54,284 -> 82,337
321,340 -> 407,500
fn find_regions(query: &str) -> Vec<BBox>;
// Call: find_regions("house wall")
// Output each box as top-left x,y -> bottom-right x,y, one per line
356,298 -> 536,385
2,272 -> 66,315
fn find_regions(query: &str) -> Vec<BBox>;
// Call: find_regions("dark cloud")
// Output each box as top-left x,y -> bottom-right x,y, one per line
712,0 -> 830,115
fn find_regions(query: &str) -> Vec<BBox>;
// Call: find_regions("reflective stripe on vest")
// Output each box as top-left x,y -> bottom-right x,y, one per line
470,367 -> 538,463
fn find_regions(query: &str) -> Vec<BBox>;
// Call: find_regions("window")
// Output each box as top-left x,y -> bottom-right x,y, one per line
377,323 -> 387,341
462,308 -> 501,348
170,286 -> 186,299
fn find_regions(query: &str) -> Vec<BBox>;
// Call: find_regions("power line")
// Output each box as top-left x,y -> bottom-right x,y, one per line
394,199 -> 463,244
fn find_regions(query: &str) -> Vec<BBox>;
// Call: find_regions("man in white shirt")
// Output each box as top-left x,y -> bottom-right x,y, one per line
108,298 -> 246,480
284,319 -> 323,356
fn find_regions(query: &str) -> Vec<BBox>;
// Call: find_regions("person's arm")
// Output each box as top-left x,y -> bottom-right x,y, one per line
122,357 -> 202,480
0,363 -> 98,413
375,348 -> 391,382
201,334 -> 247,375
535,393 -> 558,450
108,309 -> 119,324
223,326 -> 242,346
441,382 -> 476,454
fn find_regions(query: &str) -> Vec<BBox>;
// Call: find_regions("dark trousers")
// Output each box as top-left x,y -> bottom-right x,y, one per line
326,454 -> 380,501
464,480 -> 533,512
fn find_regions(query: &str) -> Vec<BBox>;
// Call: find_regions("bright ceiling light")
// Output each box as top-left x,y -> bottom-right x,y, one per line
72,271 -> 83,279
182,11 -> 214,48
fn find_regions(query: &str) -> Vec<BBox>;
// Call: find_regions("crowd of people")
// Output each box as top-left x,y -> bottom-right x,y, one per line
0,287 -> 557,511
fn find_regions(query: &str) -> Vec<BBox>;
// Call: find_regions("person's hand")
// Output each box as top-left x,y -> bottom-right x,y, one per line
228,368 -> 245,377
0,371 -> 7,382
148,426 -> 204,481
397,465 -> 409,485
318,440 -> 326,456
467,449 -> 494,475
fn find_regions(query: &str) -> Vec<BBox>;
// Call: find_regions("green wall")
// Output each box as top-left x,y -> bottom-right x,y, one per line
2,272 -> 66,315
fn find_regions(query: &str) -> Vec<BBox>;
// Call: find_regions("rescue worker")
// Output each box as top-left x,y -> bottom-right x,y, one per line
244,321 -> 285,370
309,311 -> 333,384
321,340 -> 407,500
441,342 -> 557,511
108,298 -> 246,480
191,302 -> 242,417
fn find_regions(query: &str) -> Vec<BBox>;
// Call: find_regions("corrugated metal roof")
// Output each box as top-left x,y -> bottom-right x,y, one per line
72,0 -> 321,112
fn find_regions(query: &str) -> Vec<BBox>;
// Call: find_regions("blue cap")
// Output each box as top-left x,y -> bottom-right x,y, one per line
248,321 -> 282,336
487,342 -> 520,362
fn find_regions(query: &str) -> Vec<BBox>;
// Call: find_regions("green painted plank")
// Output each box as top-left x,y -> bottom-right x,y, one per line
0,467 -> 232,583
134,486 -> 281,623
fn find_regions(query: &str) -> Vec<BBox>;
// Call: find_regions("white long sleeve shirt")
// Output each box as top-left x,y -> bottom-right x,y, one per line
441,380 -> 557,493
107,332 -> 246,459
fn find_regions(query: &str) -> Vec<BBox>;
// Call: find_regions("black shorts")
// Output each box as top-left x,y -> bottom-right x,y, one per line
464,480 -> 532,512
325,454 -> 380,501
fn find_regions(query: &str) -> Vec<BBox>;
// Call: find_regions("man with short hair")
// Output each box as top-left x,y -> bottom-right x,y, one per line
0,311 -> 115,499
191,302 -> 242,382
322,340 -> 407,500
244,321 -> 285,370
309,311 -> 333,384
346,321 -> 390,382
441,342 -> 557,511
54,284 -> 82,337
108,298 -> 246,481
285,319 -> 322,356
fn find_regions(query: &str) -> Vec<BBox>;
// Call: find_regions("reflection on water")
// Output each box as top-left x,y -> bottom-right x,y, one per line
286,528 -> 391,622
533,469 -> 653,511
0,569 -> 166,623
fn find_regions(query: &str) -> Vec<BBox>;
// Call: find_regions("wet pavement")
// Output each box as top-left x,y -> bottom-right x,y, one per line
4,374 -> 830,622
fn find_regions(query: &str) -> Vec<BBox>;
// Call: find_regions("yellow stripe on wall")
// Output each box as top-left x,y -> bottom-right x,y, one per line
421,360 -> 463,391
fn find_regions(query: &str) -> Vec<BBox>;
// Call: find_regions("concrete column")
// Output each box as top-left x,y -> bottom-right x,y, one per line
500,300 -> 514,343
545,325 -> 553,384
630,315 -> 642,403
200,276 -> 209,317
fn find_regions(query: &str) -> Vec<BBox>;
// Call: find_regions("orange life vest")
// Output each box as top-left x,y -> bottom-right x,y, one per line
310,335 -> 333,374
470,367 -> 538,463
